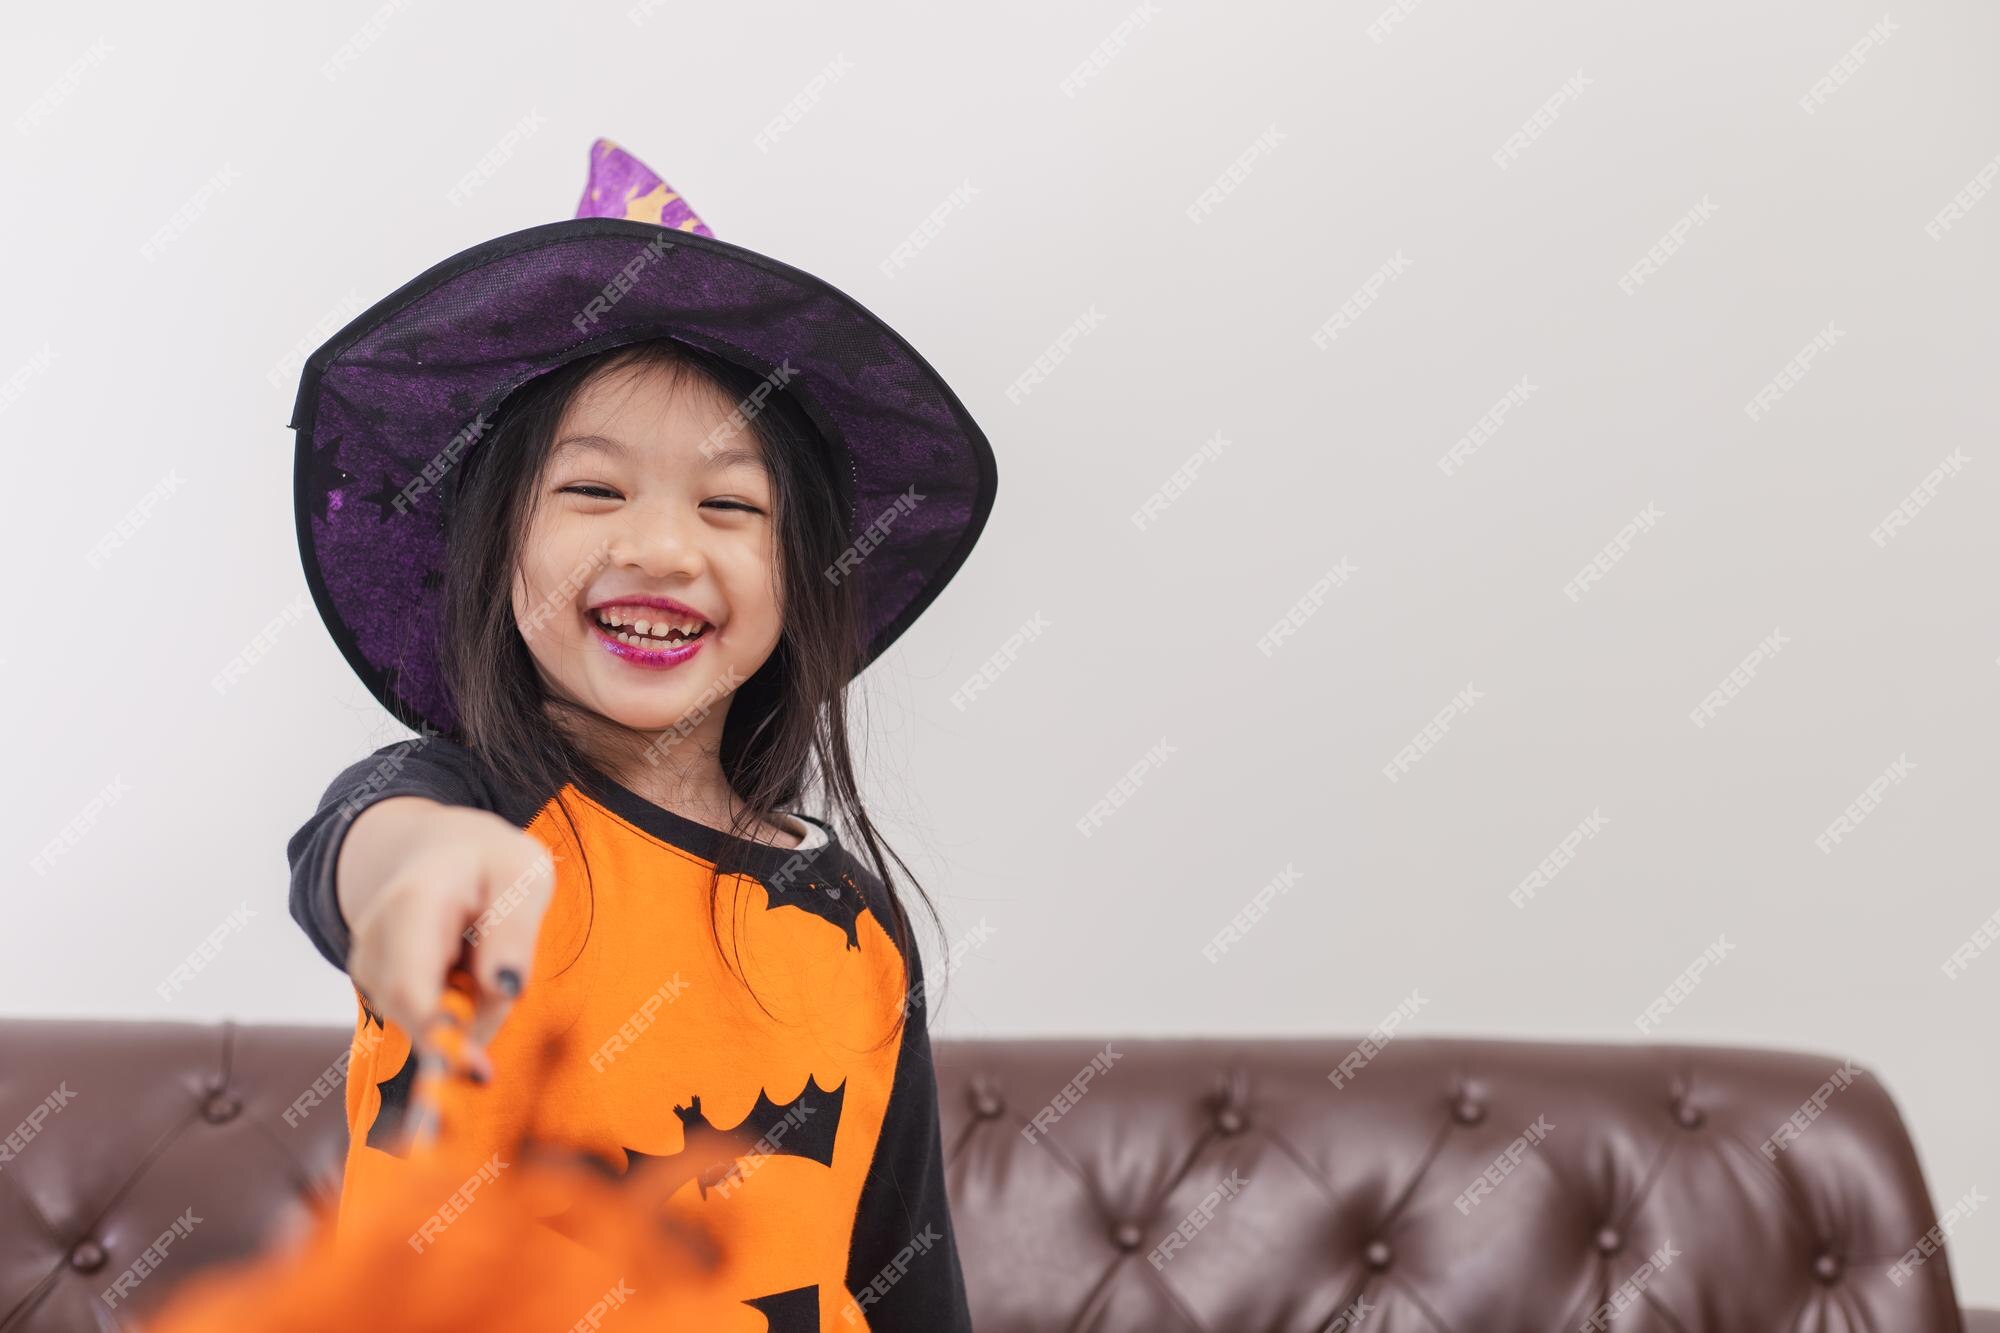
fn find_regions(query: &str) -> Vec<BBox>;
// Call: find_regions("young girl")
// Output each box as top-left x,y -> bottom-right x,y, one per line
284,139 -> 995,1332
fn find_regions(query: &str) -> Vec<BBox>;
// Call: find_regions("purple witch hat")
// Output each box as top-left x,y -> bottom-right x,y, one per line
291,138 -> 996,741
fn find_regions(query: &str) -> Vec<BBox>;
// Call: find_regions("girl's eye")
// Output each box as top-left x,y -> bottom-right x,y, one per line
556,485 -> 762,513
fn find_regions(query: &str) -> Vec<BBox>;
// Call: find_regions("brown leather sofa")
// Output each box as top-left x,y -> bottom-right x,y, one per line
1,1018 -> 1991,1331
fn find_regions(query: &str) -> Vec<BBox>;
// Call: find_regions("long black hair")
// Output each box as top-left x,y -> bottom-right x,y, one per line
437,335 -> 946,1052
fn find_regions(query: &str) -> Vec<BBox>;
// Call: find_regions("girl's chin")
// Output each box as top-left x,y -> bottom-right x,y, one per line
577,667 -> 720,728
578,699 -> 711,740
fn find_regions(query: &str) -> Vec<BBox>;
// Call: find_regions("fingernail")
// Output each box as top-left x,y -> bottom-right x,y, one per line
467,1044 -> 492,1085
496,966 -> 522,998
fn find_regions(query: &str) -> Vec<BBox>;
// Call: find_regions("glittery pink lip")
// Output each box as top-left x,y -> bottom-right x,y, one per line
587,612 -> 708,670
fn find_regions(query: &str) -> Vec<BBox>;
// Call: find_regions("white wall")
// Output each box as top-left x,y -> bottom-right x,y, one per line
5,0 -> 1996,1303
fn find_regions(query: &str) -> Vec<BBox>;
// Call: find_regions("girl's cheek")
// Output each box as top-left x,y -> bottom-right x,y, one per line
523,517 -> 583,582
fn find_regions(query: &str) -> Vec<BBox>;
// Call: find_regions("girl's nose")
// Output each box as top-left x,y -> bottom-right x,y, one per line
608,506 -> 705,578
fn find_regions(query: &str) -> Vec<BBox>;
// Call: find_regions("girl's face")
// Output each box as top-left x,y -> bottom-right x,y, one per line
510,358 -> 784,742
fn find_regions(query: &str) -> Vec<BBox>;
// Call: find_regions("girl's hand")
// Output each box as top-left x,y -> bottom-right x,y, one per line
336,797 -> 558,1078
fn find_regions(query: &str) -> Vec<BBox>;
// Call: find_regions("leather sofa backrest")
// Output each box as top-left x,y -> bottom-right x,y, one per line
0,1021 -> 1971,1332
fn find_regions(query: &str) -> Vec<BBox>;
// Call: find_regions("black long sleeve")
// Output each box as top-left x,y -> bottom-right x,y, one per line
842,930 -> 975,1329
285,736 -> 497,972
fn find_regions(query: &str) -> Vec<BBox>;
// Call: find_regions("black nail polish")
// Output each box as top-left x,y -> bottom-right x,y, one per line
496,966 -> 522,998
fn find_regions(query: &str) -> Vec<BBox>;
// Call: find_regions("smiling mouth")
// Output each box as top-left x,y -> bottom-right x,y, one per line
588,607 -> 713,651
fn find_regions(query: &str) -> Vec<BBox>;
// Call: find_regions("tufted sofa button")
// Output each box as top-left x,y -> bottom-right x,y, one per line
1594,1226 -> 1621,1255
203,1091 -> 242,1124
1216,1106 -> 1246,1135
1363,1239 -> 1392,1270
68,1239 -> 106,1273
1113,1221 -> 1143,1251
969,1087 -> 1003,1119
1674,1101 -> 1704,1129
1813,1251 -> 1842,1283
1453,1095 -> 1485,1126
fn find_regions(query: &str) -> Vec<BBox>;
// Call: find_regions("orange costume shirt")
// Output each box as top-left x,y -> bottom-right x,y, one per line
286,736 -> 972,1331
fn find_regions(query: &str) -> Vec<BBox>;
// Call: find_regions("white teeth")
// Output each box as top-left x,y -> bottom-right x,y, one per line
593,607 -> 710,646
594,608 -> 706,632
614,629 -> 703,650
